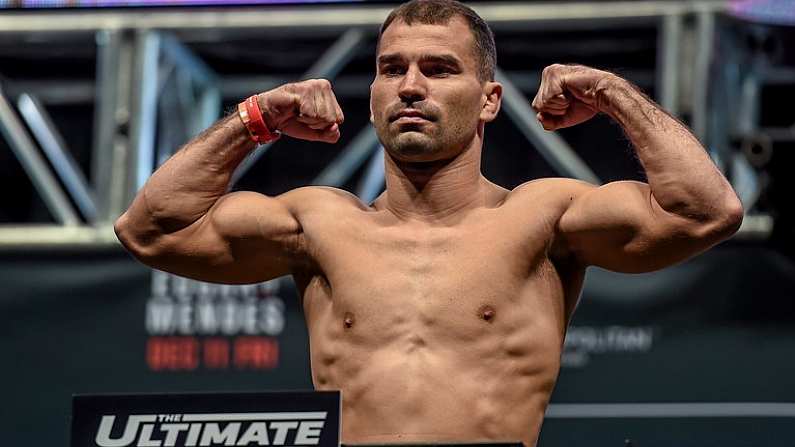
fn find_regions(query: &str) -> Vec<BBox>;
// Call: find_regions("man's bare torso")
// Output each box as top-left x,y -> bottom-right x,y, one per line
289,177 -> 586,447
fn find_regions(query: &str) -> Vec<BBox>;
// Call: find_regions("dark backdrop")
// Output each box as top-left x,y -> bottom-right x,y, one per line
1,243 -> 793,446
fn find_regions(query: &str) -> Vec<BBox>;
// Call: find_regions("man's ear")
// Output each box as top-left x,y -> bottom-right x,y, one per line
480,81 -> 503,123
369,82 -> 375,124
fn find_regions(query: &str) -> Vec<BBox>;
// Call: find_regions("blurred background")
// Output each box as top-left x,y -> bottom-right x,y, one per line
0,0 -> 794,446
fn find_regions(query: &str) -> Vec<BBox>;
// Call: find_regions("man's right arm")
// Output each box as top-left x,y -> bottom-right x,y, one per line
114,79 -> 344,284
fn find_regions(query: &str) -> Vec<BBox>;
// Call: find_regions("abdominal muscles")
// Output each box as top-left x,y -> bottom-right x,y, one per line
308,295 -> 563,446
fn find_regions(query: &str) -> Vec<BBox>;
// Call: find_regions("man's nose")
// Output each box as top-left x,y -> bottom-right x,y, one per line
398,66 -> 427,104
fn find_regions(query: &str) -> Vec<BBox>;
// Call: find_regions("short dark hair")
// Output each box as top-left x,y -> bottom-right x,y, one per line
378,0 -> 497,82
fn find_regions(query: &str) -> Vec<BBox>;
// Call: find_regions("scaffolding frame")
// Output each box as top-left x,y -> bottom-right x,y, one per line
0,0 -> 768,249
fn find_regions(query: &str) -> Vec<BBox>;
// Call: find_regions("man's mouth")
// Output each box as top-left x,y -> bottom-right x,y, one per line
395,116 -> 429,125
391,109 -> 432,122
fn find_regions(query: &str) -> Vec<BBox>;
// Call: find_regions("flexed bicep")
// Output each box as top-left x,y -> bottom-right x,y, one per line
129,189 -> 309,284
556,179 -> 728,273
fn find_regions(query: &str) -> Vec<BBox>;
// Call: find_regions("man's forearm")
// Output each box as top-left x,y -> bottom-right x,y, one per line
599,78 -> 741,221
122,112 -> 255,235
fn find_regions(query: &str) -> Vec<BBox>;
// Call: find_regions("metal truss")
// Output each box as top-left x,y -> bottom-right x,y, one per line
17,93 -> 97,222
0,85 -> 82,226
1,0 -> 769,249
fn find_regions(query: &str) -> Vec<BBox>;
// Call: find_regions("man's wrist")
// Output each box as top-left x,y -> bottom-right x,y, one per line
238,94 -> 281,145
256,92 -> 281,132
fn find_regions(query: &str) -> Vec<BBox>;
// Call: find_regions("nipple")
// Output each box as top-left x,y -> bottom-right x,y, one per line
479,305 -> 496,323
343,312 -> 355,329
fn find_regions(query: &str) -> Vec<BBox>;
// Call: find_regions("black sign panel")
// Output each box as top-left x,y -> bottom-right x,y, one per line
71,391 -> 341,447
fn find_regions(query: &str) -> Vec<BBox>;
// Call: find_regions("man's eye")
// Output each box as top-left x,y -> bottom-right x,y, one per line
428,66 -> 452,76
382,66 -> 404,76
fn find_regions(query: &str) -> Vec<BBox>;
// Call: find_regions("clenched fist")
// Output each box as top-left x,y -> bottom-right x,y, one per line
531,64 -> 619,131
257,78 -> 345,143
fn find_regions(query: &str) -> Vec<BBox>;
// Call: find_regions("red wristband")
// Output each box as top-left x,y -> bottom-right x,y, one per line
238,95 -> 280,145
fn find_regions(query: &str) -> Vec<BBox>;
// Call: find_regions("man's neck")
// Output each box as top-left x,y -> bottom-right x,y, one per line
381,139 -> 487,222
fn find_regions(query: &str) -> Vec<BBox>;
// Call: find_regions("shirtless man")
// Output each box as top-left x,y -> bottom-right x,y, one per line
114,1 -> 744,446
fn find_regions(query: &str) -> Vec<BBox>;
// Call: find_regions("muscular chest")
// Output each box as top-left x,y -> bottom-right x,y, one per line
300,207 -> 561,344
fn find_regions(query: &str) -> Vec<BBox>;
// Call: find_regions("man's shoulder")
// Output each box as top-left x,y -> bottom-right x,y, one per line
507,177 -> 597,203
507,178 -> 599,265
500,177 -> 600,233
279,185 -> 370,213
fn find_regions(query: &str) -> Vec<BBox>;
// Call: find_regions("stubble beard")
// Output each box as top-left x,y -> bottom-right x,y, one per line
385,129 -> 445,161
378,120 -> 477,164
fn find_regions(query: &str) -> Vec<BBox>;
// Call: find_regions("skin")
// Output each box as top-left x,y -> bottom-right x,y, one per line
115,17 -> 743,447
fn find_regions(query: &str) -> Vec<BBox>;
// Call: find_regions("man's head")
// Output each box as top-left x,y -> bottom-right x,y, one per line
370,0 -> 502,163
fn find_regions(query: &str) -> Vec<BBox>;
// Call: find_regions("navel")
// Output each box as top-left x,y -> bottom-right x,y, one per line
343,312 -> 355,329
478,304 -> 496,323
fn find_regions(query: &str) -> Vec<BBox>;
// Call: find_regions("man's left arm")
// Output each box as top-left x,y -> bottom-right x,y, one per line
532,64 -> 744,272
